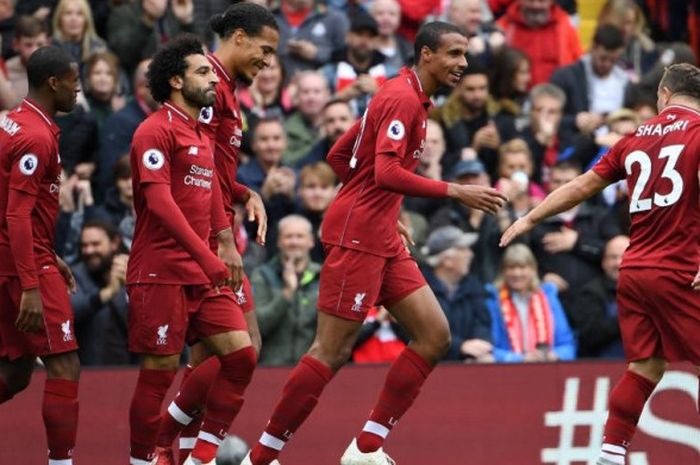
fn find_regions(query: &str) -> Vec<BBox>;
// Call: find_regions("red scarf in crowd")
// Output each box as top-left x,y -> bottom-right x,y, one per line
499,285 -> 554,354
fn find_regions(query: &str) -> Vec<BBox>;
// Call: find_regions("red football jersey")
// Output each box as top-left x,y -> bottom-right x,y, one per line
128,102 -> 217,285
0,99 -> 61,282
321,67 -> 430,257
593,104 -> 700,272
201,53 -> 245,231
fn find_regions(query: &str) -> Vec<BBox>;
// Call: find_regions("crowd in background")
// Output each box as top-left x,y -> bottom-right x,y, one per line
1,0 -> 696,367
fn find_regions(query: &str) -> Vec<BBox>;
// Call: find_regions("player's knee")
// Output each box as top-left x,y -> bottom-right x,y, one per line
43,352 -> 80,381
5,371 -> 32,397
308,343 -> 352,372
142,354 -> 180,371
416,327 -> 451,361
630,358 -> 667,383
219,346 -> 257,385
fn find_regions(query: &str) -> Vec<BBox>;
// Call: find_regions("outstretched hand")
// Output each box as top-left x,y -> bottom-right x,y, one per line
448,183 -> 508,215
500,216 -> 535,248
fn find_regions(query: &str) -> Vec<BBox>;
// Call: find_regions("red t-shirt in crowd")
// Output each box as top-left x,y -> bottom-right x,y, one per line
0,99 -> 61,287
322,67 -> 431,258
128,102 -> 218,285
593,104 -> 700,272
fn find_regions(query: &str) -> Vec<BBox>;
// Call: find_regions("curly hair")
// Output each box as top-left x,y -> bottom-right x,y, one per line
146,34 -> 205,104
209,1 -> 278,39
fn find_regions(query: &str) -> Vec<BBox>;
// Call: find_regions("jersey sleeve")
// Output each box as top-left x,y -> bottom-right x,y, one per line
592,138 -> 626,182
8,138 -> 53,196
132,124 -> 172,185
373,97 -> 416,160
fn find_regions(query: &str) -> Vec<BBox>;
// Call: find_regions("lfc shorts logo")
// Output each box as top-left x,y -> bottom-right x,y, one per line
235,288 -> 247,305
61,320 -> 73,342
351,292 -> 366,312
157,324 -> 169,345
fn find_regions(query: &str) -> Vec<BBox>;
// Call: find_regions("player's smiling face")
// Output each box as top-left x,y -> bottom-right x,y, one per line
428,32 -> 469,88
233,26 -> 279,86
53,62 -> 80,113
180,54 -> 219,108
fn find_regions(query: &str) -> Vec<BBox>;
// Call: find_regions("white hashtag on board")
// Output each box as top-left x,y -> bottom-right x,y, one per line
541,377 -> 610,465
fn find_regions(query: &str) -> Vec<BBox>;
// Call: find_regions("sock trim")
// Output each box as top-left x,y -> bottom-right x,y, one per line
362,420 -> 390,438
129,457 -> 155,465
168,401 -> 193,426
197,430 -> 223,446
179,437 -> 196,449
600,451 -> 625,465
601,443 -> 627,455
48,460 -> 73,465
259,432 -> 285,451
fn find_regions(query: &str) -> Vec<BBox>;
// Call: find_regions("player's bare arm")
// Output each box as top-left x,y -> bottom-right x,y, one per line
244,188 -> 268,246
500,170 -> 611,247
55,254 -> 76,293
692,170 -> 700,290
217,227 -> 244,290
446,182 -> 508,215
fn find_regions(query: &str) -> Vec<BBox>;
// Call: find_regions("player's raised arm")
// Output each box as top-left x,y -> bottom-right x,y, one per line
500,170 -> 611,247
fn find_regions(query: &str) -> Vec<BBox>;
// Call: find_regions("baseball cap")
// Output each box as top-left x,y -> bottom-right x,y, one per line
422,226 -> 478,259
451,159 -> 485,179
350,13 -> 379,36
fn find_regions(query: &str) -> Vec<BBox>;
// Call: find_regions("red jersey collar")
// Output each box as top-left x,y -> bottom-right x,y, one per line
400,67 -> 431,109
207,53 -> 237,90
163,101 -> 198,128
22,98 -> 59,136
661,104 -> 700,118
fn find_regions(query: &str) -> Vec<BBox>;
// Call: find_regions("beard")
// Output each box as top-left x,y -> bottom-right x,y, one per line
85,253 -> 113,277
182,81 -> 216,108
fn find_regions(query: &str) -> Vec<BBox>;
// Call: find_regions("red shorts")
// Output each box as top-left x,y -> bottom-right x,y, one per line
617,268 -> 700,364
317,245 -> 426,322
127,284 -> 247,355
0,273 -> 78,360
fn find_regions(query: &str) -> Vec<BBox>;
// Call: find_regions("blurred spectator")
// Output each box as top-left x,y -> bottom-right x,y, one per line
529,161 -> 621,310
370,0 -> 413,71
93,155 -> 135,249
597,0 -> 658,82
108,0 -> 196,77
97,59 -> 155,199
430,159 -> 503,283
192,0 -> 230,49
239,53 -> 293,125
353,306 -> 409,363
5,15 -> 49,106
486,243 -> 576,363
252,215 -> 321,366
55,101 -> 98,176
449,0 -> 506,64
396,0 -> 441,42
496,0 -> 582,86
283,70 -> 330,165
240,117 -> 291,194
489,46 -> 531,129
83,51 -> 126,130
267,161 -> 337,262
297,98 -> 356,169
70,220 -> 134,366
422,226 -> 493,362
0,0 -> 16,59
430,61 -> 516,178
272,0 -> 349,79
519,83 -> 576,184
324,13 -> 393,118
15,1 -> 53,21
494,138 -> 545,218
568,235 -> 629,359
52,0 -> 107,65
551,24 -> 628,136
56,172 -> 98,263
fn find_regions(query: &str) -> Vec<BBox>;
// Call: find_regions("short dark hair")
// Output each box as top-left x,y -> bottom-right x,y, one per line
593,24 -> 625,50
659,63 -> 700,100
461,57 -> 488,78
26,45 -> 73,91
322,98 -> 352,113
82,219 -> 121,242
15,15 -> 49,39
147,34 -> 205,104
552,160 -> 582,173
414,21 -> 466,64
113,154 -> 131,180
252,116 -> 284,139
209,1 -> 278,39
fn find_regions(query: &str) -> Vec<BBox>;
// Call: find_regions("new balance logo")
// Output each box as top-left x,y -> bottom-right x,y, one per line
351,292 -> 366,312
61,320 -> 73,342
157,324 -> 169,345
188,146 -> 198,156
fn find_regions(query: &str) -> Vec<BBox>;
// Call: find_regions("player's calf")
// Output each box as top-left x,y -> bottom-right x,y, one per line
42,352 -> 81,465
0,356 -> 35,402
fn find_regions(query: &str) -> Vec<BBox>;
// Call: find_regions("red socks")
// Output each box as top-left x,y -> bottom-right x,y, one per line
129,368 -> 176,462
250,355 -> 334,465
43,378 -> 79,461
357,347 -> 433,453
603,370 -> 657,448
191,347 -> 257,463
157,359 -> 220,449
